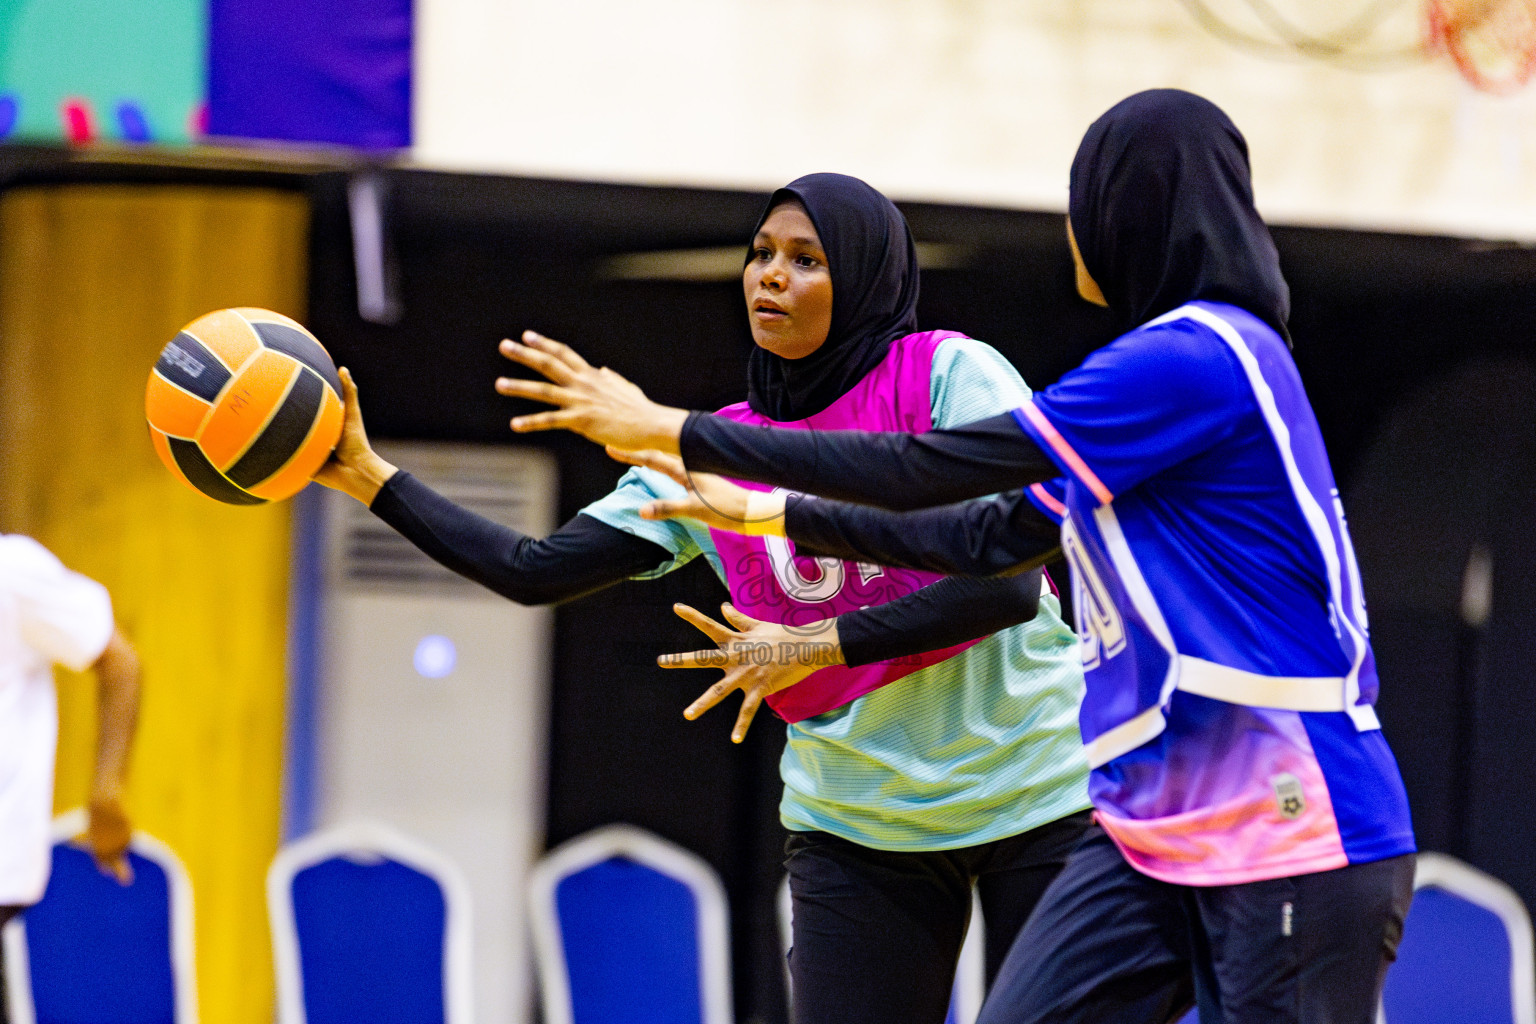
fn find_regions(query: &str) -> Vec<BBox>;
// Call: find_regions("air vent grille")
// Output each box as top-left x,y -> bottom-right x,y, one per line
330,442 -> 557,596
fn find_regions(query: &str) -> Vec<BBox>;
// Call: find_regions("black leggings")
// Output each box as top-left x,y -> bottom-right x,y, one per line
977,827 -> 1415,1024
784,810 -> 1091,1024
0,905 -> 21,1024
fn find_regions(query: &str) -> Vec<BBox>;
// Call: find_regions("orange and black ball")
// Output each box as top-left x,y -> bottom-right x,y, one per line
145,308 -> 344,505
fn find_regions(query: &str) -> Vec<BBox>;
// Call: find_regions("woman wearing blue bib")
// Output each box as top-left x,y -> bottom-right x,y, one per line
498,91 -> 1417,1024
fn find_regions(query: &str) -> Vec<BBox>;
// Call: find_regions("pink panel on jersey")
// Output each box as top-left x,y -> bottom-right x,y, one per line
1029,482 -> 1067,518
710,331 -> 987,723
1093,707 -> 1349,885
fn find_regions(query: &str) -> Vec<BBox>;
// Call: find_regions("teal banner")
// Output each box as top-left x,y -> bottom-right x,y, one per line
0,0 -> 206,143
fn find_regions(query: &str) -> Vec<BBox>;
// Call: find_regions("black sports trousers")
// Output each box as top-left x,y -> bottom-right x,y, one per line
976,826 -> 1415,1024
0,905 -> 20,1024
783,810 -> 1092,1024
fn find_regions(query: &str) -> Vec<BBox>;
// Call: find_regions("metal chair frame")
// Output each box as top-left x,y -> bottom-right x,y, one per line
527,824 -> 732,1024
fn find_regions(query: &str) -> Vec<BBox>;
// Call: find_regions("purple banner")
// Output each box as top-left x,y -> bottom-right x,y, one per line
208,0 -> 411,150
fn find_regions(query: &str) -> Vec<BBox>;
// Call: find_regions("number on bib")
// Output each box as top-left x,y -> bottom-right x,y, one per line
1062,518 -> 1125,670
761,489 -> 883,604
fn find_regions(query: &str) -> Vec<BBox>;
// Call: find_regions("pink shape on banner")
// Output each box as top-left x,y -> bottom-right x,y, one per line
60,98 -> 96,144
187,101 -> 208,139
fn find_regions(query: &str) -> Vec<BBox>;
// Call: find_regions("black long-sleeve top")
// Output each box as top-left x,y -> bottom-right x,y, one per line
785,492 -> 1062,577
682,411 -> 1056,508
680,411 -> 1065,576
368,471 -> 1045,667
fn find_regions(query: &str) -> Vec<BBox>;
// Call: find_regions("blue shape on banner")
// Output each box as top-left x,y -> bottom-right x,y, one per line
116,100 -> 151,142
0,95 -> 16,139
206,0 -> 411,150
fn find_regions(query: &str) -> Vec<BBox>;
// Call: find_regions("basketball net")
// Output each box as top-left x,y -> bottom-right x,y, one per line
1177,0 -> 1536,92
1426,0 -> 1536,92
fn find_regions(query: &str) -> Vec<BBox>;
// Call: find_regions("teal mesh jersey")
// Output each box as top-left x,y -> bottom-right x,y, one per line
583,338 -> 1090,851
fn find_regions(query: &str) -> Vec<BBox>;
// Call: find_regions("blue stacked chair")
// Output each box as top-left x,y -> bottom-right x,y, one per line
2,809 -> 196,1024
528,825 -> 732,1024
1382,853 -> 1535,1024
267,822 -> 473,1024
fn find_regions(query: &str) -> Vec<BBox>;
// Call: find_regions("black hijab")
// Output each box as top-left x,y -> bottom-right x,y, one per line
745,173 -> 920,421
1068,89 -> 1291,341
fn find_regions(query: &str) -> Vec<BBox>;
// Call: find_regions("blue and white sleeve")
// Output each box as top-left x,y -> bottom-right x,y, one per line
1013,319 -> 1248,503
1024,478 -> 1070,525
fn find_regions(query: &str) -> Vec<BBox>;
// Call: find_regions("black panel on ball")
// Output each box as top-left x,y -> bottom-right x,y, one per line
168,437 -> 267,505
228,366 -> 325,489
155,332 -> 233,403
251,320 -> 343,397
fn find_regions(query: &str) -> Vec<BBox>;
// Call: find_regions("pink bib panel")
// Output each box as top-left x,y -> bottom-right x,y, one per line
710,331 -> 989,723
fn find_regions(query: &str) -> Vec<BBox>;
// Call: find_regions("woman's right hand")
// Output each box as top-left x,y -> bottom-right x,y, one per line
312,367 -> 399,505
662,602 -> 841,743
608,448 -> 788,537
496,332 -> 690,453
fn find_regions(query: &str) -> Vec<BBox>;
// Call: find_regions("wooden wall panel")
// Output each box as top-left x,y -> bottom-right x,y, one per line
0,184 -> 308,1024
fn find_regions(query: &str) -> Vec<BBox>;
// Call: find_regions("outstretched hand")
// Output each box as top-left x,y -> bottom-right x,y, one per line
496,332 -> 691,454
662,603 -> 842,743
607,448 -> 788,537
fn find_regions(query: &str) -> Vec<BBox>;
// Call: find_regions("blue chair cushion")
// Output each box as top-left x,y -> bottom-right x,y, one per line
1383,886 -> 1516,1024
291,857 -> 448,1024
555,858 -> 703,1024
25,844 -> 176,1024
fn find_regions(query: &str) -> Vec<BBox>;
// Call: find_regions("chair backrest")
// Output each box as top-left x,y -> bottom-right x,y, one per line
267,821 -> 473,1024
1382,853 -> 1536,1024
528,825 -> 732,1024
2,808 -> 197,1024
774,874 -> 984,1024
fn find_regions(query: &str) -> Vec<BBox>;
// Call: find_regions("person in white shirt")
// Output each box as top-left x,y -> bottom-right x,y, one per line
0,534 -> 141,930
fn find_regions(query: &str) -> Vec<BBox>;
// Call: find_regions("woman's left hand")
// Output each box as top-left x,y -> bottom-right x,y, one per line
496,332 -> 691,453
662,603 -> 842,743
607,448 -> 788,537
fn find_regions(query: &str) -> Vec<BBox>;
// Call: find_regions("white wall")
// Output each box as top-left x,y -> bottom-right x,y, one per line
413,0 -> 1536,240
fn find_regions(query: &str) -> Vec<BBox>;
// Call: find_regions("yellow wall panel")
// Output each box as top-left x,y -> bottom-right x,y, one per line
0,184 -> 309,1024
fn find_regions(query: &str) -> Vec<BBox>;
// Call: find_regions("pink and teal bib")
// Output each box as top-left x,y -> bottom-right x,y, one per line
709,331 -> 988,723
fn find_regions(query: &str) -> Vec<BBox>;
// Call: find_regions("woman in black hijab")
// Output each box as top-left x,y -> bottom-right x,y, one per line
321,174 -> 1095,1024
1067,87 -> 1290,341
500,91 -> 1416,1024
744,172 -> 922,420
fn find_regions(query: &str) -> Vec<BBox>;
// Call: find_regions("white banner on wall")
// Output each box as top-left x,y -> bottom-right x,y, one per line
412,0 -> 1536,241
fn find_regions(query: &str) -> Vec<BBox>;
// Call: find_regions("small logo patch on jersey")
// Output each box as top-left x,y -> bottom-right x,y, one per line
1273,773 -> 1306,820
